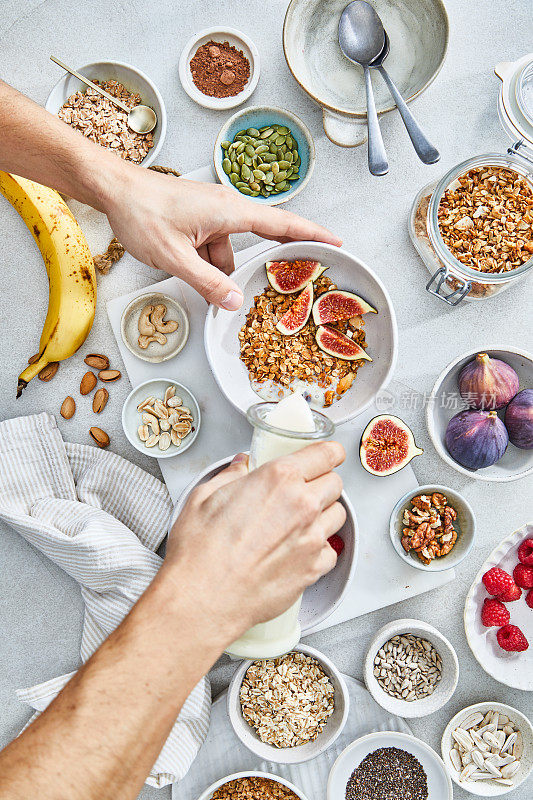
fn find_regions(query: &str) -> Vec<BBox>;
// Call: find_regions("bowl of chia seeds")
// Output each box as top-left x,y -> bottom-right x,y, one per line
327,731 -> 453,800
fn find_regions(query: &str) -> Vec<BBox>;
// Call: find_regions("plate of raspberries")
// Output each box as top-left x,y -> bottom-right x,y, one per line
464,522 -> 533,691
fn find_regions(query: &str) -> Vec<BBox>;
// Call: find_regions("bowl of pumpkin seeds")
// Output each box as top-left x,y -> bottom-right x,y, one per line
213,105 -> 315,205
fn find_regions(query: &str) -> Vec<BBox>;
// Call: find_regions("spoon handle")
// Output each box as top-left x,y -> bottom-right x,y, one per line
363,66 -> 388,176
375,65 -> 440,164
50,56 -> 131,114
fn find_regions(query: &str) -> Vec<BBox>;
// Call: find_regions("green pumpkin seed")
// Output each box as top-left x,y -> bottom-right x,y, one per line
262,152 -> 277,163
277,160 -> 291,170
239,186 -> 253,195
244,154 -> 253,166
276,125 -> 289,135
255,144 -> 269,155
274,135 -> 286,146
274,170 -> 287,183
231,161 -> 241,175
222,158 -> 232,175
250,190 -> 260,197
236,142 -> 246,154
288,172 -> 299,180
285,151 -> 294,163
241,164 -> 251,180
286,135 -> 294,148
250,181 -> 261,191
269,142 -> 278,154
230,172 -> 239,186
246,127 -> 260,136
294,155 -> 301,167
264,171 -> 274,184
235,181 -> 248,189
253,169 -> 266,181
245,144 -> 255,157
277,181 -> 290,191
236,153 -> 244,165
286,166 -> 294,177
271,162 -> 280,176
260,127 -> 274,138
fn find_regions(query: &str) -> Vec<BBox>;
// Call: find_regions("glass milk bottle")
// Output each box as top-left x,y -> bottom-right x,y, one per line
224,393 -> 335,659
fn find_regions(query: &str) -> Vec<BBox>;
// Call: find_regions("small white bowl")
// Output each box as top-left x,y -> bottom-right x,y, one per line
122,378 -> 200,459
46,60 -> 166,167
427,346 -> 533,482
120,292 -> 189,363
227,644 -> 349,764
170,456 -> 358,633
196,771 -> 310,800
441,701 -> 533,795
328,730 -> 453,800
389,484 -> 476,572
363,619 -> 459,719
179,27 -> 260,110
213,105 -> 315,205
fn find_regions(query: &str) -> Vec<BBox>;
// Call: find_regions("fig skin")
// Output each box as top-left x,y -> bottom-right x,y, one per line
360,414 -> 423,476
266,259 -> 325,294
505,388 -> 533,449
312,289 -> 377,325
445,409 -> 509,470
458,353 -> 519,410
315,325 -> 372,361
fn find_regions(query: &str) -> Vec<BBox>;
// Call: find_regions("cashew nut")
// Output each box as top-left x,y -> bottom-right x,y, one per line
138,332 -> 167,349
138,304 -> 156,336
150,304 -> 179,334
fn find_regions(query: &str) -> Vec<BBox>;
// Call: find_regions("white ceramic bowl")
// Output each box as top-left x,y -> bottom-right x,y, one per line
389,484 -> 476,572
427,346 -> 533,482
46,60 -> 166,168
227,644 -> 349,764
122,378 -> 200,459
170,455 -> 358,633
179,27 -> 260,110
120,292 -> 189,363
464,521 -> 533,692
441,702 -> 533,795
196,771 -> 310,800
204,241 -> 398,425
363,619 -> 459,719
213,106 -> 315,205
328,730 -> 453,799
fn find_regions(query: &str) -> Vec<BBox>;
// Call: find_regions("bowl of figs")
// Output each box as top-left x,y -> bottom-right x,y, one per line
427,347 -> 533,482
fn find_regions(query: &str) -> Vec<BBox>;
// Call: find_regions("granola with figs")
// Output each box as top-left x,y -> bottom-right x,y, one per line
239,259 -> 375,406
401,492 -> 459,565
438,166 -> 533,274
212,777 -> 300,800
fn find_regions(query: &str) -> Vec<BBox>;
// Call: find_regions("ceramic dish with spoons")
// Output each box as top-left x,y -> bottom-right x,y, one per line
464,521 -> 533,692
204,240 -> 397,425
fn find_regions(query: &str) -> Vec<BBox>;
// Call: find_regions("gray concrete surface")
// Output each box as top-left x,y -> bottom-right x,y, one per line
0,1 -> 532,798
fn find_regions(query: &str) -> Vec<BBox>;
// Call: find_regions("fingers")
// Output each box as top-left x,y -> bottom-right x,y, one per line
234,199 -> 342,246
306,472 -> 344,513
171,248 -> 243,310
193,455 -> 249,501
207,235 -> 235,276
282,440 -> 345,482
314,541 -> 338,580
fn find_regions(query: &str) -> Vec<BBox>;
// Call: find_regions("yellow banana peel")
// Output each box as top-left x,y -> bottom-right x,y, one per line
0,172 -> 97,397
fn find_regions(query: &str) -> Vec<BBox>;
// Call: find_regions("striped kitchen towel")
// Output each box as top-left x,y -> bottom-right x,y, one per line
0,412 -> 210,788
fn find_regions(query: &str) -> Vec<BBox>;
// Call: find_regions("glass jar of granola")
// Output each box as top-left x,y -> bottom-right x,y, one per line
409,56 -> 533,305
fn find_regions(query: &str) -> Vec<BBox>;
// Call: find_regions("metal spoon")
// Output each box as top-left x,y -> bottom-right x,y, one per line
370,32 -> 440,164
50,56 -> 157,134
338,1 -> 388,176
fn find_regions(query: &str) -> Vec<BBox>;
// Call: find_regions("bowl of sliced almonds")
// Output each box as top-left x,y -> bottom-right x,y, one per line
122,378 -> 200,458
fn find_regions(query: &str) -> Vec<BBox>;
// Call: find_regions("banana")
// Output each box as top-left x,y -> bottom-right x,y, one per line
0,172 -> 97,397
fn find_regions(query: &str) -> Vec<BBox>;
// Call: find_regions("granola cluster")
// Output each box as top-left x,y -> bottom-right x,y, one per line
238,276 -> 368,406
212,777 -> 300,800
438,166 -> 533,274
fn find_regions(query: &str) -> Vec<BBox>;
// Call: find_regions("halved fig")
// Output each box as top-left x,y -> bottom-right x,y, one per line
315,325 -> 372,361
277,284 -> 313,335
360,415 -> 423,477
266,259 -> 326,294
313,290 -> 377,325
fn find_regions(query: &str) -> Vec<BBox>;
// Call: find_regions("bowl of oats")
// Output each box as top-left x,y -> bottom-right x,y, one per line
227,645 -> 349,764
46,60 -> 166,167
204,241 -> 398,425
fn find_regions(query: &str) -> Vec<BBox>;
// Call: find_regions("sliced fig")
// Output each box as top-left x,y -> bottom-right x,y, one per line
315,325 -> 372,362
276,284 -> 313,335
266,259 -> 326,294
360,415 -> 423,476
313,289 -> 377,325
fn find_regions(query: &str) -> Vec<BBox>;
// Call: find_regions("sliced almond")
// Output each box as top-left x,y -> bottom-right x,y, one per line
38,362 -> 59,382
98,369 -> 121,382
84,353 -> 109,370
92,388 -> 109,414
80,371 -> 97,395
60,396 -> 76,419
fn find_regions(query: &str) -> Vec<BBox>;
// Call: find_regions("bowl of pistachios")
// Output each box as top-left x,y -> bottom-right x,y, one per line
213,105 -> 315,205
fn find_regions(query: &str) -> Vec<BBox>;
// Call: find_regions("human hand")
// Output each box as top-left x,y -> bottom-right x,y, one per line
164,442 -> 346,642
102,166 -> 341,310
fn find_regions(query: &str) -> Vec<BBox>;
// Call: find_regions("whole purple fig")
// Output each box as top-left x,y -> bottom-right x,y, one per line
458,353 -> 519,410
505,389 -> 533,449
445,409 -> 509,469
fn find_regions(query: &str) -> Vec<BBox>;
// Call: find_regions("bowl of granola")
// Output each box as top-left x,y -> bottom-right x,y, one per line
46,61 -> 166,167
196,772 -> 310,800
204,241 -> 398,425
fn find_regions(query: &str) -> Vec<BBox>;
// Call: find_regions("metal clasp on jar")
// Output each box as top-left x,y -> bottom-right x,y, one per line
425,267 -> 472,306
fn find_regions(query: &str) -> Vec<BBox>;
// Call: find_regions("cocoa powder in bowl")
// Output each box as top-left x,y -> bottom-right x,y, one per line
189,40 -> 250,98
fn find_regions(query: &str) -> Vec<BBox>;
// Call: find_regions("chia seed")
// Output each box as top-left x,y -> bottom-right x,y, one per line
345,747 -> 428,800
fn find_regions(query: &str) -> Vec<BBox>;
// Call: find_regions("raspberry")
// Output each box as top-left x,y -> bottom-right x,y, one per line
481,598 -> 510,627
518,538 -> 533,567
482,567 -> 518,598
496,624 -> 529,652
513,563 -> 533,589
527,589 -> 533,609
497,583 -> 522,602
328,534 -> 344,556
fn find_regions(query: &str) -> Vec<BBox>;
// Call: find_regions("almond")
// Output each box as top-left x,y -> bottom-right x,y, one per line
60,396 -> 76,419
28,353 -> 40,365
80,371 -> 97,395
38,362 -> 59,382
89,427 -> 110,448
84,353 -> 110,370
98,369 -> 121,382
92,387 -> 109,414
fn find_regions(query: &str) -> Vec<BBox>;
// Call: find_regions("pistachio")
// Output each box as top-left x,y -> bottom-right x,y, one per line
38,362 -> 59,382
92,388 -> 109,414
98,369 -> 121,382
60,396 -> 76,419
84,353 -> 110,370
89,427 -> 110,449
80,371 -> 97,395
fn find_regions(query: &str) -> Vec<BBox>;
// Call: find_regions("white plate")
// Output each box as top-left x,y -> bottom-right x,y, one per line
204,241 -> 398,425
464,521 -> 533,691
327,730 -> 452,800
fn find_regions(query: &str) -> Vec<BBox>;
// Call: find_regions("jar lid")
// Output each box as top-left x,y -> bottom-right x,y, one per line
495,55 -> 533,152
